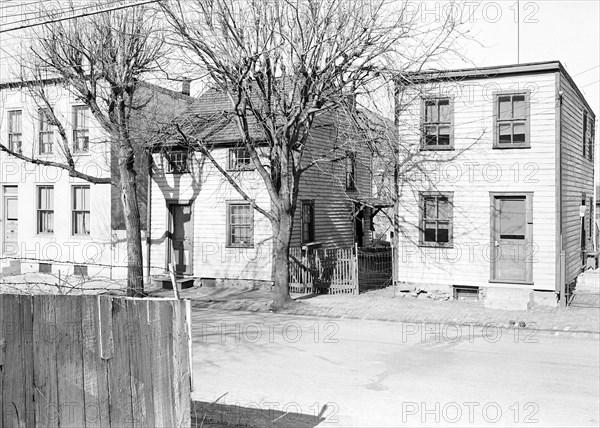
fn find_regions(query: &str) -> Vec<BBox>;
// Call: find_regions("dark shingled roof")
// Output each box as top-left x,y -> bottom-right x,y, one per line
169,88 -> 266,146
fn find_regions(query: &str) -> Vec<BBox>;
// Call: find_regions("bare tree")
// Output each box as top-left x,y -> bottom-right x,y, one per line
160,0 -> 466,308
0,6 -> 167,296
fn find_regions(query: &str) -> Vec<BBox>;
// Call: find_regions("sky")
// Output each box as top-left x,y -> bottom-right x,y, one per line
0,0 -> 598,177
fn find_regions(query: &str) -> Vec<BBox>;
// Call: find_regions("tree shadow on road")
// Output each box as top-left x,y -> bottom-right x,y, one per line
191,400 -> 326,427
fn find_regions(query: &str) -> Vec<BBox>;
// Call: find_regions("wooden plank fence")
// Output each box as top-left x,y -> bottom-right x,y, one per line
0,294 -> 191,428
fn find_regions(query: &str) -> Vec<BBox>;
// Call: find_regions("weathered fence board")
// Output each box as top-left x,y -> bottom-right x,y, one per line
0,294 -> 191,428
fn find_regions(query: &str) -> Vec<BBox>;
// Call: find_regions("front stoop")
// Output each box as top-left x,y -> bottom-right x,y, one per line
484,287 -> 533,311
152,275 -> 195,290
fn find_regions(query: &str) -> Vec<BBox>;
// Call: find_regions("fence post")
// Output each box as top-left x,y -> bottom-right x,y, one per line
354,243 -> 359,295
169,263 -> 181,300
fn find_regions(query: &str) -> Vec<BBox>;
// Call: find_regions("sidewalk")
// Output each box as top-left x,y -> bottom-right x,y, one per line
148,284 -> 600,336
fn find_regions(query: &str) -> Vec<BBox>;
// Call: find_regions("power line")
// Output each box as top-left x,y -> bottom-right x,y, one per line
0,0 -> 161,34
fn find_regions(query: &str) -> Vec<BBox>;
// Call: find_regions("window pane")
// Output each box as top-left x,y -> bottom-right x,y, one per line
512,96 -> 526,118
438,126 -> 450,145
500,198 -> 526,237
425,126 -> 437,145
438,100 -> 450,123
425,101 -> 437,123
6,198 -> 17,220
513,122 -> 526,143
498,97 -> 511,119
424,198 -> 436,219
437,222 -> 449,242
437,198 -> 450,220
424,221 -> 437,242
498,123 -> 512,144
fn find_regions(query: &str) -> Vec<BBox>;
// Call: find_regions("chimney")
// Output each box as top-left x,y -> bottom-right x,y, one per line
181,78 -> 191,96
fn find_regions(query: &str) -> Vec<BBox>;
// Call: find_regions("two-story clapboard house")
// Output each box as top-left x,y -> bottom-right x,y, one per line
395,61 -> 596,309
0,78 -> 191,280
148,88 -> 375,286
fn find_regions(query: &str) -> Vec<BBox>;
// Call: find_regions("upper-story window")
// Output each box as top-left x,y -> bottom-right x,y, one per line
228,147 -> 254,170
422,97 -> 453,150
8,110 -> 22,153
72,105 -> 89,153
165,147 -> 190,173
494,92 -> 530,148
39,108 -> 54,154
589,117 -> 595,162
345,151 -> 356,191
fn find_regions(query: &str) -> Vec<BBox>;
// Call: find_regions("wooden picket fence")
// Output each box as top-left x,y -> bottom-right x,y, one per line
0,294 -> 191,428
289,247 -> 359,294
289,246 -> 393,294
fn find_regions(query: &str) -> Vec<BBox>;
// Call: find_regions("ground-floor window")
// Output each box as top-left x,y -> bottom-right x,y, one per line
419,192 -> 453,246
227,202 -> 253,247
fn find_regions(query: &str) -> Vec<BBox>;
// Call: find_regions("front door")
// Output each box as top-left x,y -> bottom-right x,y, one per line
168,203 -> 193,275
3,187 -> 18,256
491,195 -> 531,282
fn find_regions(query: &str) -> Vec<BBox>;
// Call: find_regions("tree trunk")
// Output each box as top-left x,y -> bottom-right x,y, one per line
271,208 -> 293,309
118,143 -> 144,297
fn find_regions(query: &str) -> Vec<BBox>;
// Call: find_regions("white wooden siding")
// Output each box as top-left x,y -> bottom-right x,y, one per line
396,72 -> 558,291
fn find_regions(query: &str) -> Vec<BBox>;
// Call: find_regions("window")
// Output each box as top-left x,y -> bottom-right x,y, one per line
586,113 -> 594,162
301,200 -> 315,244
8,110 -> 22,153
74,265 -> 88,277
420,192 -> 453,246
39,108 -> 54,154
39,263 -> 52,274
345,151 -> 356,191
37,186 -> 54,234
165,148 -> 189,173
72,105 -> 89,152
494,93 -> 530,148
227,202 -> 253,247
422,98 -> 453,149
72,186 -> 90,235
228,147 -> 253,170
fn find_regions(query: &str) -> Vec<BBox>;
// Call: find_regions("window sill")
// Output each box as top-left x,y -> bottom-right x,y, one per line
226,244 -> 254,249
166,171 -> 190,175
226,168 -> 256,172
419,243 -> 454,249
37,233 -> 55,237
493,144 -> 531,149
488,279 -> 534,285
420,146 -> 455,151
72,234 -> 92,239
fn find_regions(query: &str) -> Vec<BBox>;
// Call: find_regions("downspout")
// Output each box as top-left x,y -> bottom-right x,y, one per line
145,149 -> 153,286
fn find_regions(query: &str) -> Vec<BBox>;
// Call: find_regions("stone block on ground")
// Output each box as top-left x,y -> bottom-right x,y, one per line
484,287 -> 533,311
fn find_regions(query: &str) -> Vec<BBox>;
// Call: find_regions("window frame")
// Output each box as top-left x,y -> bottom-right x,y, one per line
38,108 -> 54,155
419,191 -> 454,247
165,147 -> 190,174
586,113 -> 594,162
228,147 -> 255,171
72,105 -> 90,153
345,151 -> 357,191
300,199 -> 315,244
72,185 -> 91,236
226,201 -> 254,248
7,109 -> 22,153
493,91 -> 531,149
420,96 -> 455,150
36,185 -> 54,234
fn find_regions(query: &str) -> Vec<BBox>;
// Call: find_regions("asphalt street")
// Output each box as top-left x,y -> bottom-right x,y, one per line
190,308 -> 600,427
